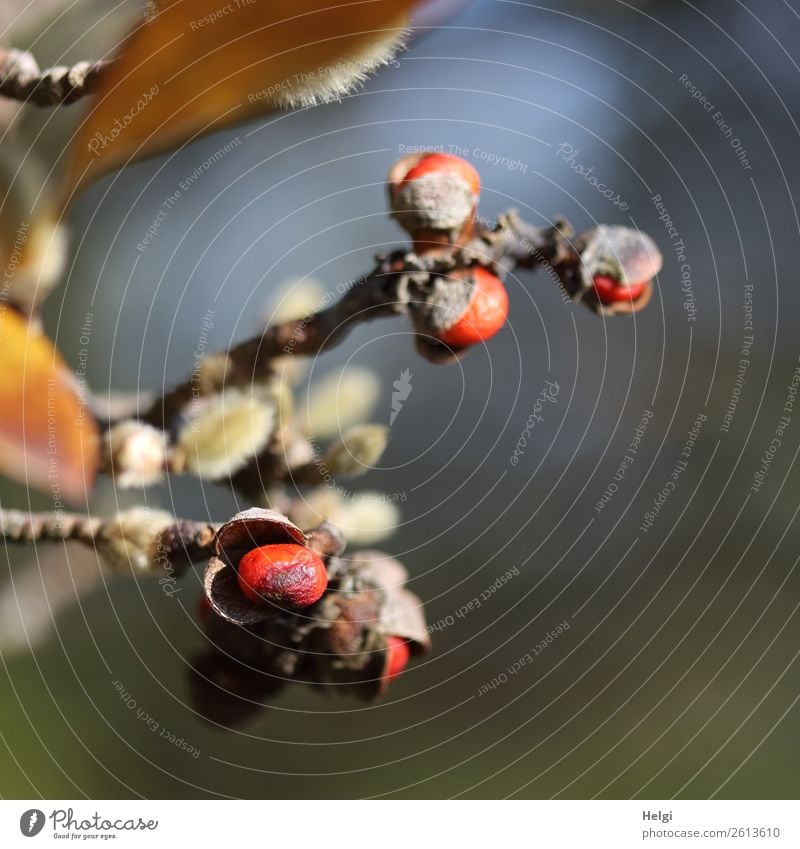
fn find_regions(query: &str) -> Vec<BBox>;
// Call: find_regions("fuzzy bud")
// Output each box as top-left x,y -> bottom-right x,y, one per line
103,421 -> 168,488
267,277 -> 325,324
287,487 -> 344,533
289,489 -> 400,545
301,367 -> 380,439
324,424 -> 389,477
95,508 -> 175,574
174,388 -> 275,479
337,493 -> 400,545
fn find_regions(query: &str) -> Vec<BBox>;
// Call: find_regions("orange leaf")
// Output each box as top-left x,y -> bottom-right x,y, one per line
0,305 -> 99,504
64,0 -> 418,198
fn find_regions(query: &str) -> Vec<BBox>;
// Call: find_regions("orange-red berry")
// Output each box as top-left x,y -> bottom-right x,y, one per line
592,274 -> 648,305
437,266 -> 509,347
389,152 -> 481,241
385,635 -> 411,681
237,543 -> 328,609
399,153 -> 481,198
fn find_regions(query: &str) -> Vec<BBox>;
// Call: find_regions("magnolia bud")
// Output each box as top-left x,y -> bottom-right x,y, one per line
96,508 -> 175,574
324,424 -> 389,477
267,277 -> 325,324
174,388 -> 275,479
300,367 -> 380,439
103,421 -> 168,488
337,492 -> 400,545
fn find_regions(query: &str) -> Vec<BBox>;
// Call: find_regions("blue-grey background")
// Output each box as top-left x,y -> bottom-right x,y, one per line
2,0 -> 800,798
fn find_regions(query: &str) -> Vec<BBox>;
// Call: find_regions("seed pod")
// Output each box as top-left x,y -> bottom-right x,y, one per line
320,589 -> 383,669
346,549 -> 431,657
577,225 -> 662,315
388,151 -> 480,248
197,541 -> 431,704
409,265 -> 508,363
204,508 -> 332,625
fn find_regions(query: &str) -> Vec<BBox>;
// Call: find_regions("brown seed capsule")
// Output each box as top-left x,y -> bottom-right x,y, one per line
203,508 -> 311,625
408,265 -> 507,363
388,151 -> 480,249
577,225 -> 662,315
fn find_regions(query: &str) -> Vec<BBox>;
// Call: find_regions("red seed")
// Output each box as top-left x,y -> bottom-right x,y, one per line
237,543 -> 328,609
385,635 -> 411,681
400,152 -> 481,198
437,266 -> 509,347
592,274 -> 648,305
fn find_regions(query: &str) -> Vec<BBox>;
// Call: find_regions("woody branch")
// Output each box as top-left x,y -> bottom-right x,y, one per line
141,212 -> 573,430
0,48 -> 110,106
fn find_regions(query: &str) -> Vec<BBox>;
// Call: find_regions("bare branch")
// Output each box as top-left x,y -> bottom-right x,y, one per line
91,213 -> 657,496
0,507 -> 216,576
141,216 -> 574,429
0,48 -> 110,106
0,508 -> 103,545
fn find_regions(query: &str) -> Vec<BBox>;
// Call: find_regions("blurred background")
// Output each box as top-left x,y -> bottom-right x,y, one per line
2,0 -> 800,799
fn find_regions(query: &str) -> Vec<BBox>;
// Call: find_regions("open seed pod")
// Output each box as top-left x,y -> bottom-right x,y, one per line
316,589 -> 384,672
198,544 -> 430,708
576,225 -> 662,315
310,550 -> 430,698
203,508 -> 335,625
341,549 -> 430,655
387,151 -> 480,244
407,268 -> 480,364
304,520 -> 347,559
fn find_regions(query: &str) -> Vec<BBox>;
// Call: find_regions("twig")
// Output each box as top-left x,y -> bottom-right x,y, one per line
0,506 -> 217,575
0,508 -> 103,545
0,48 -> 110,106
96,211 -> 656,496
142,215 -> 574,430
0,507 -> 345,574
